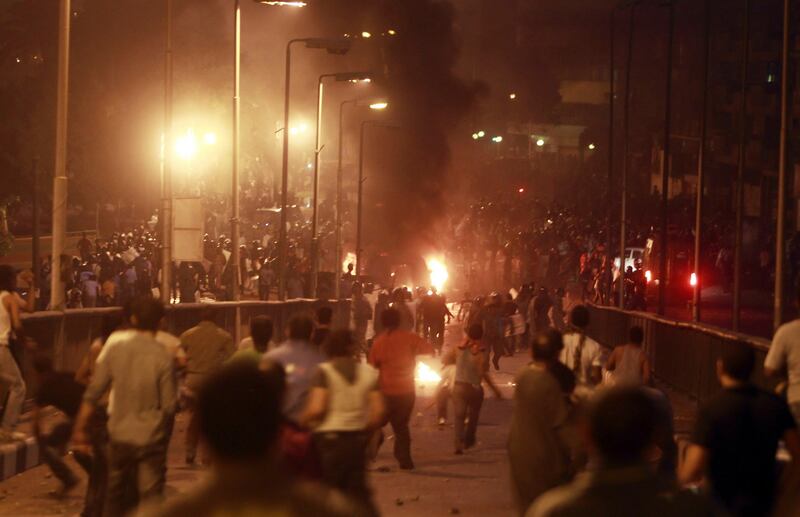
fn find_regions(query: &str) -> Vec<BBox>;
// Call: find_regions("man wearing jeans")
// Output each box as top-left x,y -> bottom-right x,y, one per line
72,297 -> 177,516
369,308 -> 432,470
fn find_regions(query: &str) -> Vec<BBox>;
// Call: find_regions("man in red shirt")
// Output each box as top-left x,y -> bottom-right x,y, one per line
369,308 -> 433,469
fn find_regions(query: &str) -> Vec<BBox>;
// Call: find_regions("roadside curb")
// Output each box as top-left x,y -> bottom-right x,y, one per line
0,437 -> 39,481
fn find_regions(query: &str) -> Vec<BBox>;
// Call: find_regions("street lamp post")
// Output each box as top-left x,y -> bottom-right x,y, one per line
310,71 -> 371,298
619,3 -> 636,309
160,0 -> 173,305
335,99 -> 387,299
278,37 -> 351,300
658,1 -> 675,316
733,0 -> 750,331
50,0 -> 71,311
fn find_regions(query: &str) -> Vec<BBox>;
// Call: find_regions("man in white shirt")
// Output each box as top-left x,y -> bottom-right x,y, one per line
559,305 -> 602,396
765,288 -> 800,426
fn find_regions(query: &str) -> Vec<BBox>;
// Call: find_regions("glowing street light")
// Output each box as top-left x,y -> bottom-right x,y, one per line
369,101 -> 389,110
472,133 -> 479,140
477,130 -> 485,138
387,29 -> 397,36
256,1 -> 307,5
361,31 -> 372,38
588,143 -> 596,150
175,130 -> 198,160
536,138 -> 545,147
492,136 -> 503,143
509,92 -> 517,100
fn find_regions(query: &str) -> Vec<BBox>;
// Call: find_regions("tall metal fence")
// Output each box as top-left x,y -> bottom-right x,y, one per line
17,299 -> 350,394
585,304 -> 774,403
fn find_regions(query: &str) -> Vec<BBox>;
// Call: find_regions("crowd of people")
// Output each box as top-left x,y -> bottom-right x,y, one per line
2,253 -> 800,516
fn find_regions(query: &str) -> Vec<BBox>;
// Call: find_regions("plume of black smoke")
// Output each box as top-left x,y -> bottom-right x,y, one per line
377,0 -> 475,252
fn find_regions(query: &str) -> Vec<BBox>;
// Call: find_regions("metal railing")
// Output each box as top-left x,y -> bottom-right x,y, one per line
585,304 -> 773,403
16,299 -> 350,393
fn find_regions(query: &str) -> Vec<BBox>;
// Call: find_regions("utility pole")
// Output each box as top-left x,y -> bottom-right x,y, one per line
774,0 -> 791,330
50,0 -> 71,311
32,158 -> 40,310
606,9 -> 616,306
693,0 -> 712,322
658,1 -> 675,315
619,5 -> 636,309
733,0 -> 750,331
161,0 -> 173,305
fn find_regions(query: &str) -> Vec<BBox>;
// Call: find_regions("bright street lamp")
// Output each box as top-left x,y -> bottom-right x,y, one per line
536,138 -> 545,147
279,37 -> 352,300
369,102 -> 389,110
175,130 -> 198,160
492,136 -> 503,143
257,1 -> 307,5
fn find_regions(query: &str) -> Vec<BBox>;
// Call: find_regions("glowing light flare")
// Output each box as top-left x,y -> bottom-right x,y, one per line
415,361 -> 442,385
509,92 -> 517,100
175,130 -> 198,160
536,138 -> 545,147
260,1 -> 307,6
342,252 -> 357,273
492,136 -> 503,143
387,29 -> 397,36
361,31 -> 372,38
518,188 -> 525,193
369,102 -> 388,110
289,122 -> 310,135
203,132 -> 217,145
690,272 -> 698,287
472,133 -> 479,140
477,130 -> 485,138
426,256 -> 449,292
588,143 -> 596,150
645,270 -> 652,284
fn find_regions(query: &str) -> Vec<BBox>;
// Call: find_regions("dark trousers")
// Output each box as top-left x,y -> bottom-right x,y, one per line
105,441 -> 167,517
383,393 -> 416,468
38,421 -> 90,486
83,408 -> 109,517
183,388 -> 207,464
314,431 -> 377,516
452,382 -> 484,450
